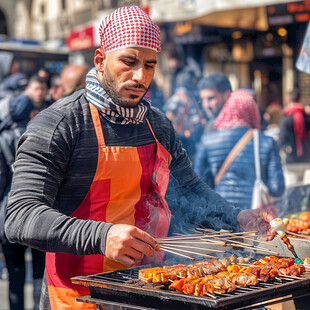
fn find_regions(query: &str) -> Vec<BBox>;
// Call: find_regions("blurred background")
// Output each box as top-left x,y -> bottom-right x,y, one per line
1,1 -> 310,309
0,0 -> 309,109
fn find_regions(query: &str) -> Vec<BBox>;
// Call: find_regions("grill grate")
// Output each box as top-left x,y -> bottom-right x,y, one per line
72,266 -> 310,309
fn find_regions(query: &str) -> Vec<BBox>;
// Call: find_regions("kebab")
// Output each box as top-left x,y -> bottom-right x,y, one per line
169,272 -> 258,296
139,255 -> 250,283
270,218 -> 299,259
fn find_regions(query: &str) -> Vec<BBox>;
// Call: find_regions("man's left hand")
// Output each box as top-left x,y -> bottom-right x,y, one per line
237,209 -> 277,241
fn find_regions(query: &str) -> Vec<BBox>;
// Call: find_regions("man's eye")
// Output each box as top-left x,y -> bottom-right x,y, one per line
123,60 -> 134,66
145,64 -> 154,69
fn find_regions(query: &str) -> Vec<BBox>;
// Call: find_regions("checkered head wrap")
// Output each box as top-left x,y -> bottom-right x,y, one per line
213,89 -> 261,130
99,6 -> 161,53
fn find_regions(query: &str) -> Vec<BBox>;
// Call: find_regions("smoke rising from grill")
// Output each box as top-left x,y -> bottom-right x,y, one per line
275,184 -> 310,218
165,176 -> 241,236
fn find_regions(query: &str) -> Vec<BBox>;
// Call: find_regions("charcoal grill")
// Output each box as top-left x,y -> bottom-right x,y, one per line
72,264 -> 310,309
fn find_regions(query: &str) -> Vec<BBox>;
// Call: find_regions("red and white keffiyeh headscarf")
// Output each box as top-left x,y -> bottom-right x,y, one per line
213,89 -> 261,130
99,6 -> 161,53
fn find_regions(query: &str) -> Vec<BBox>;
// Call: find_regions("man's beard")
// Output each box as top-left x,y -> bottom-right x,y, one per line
101,67 -> 148,108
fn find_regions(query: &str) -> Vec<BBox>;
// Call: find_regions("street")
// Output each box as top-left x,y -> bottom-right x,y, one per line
0,249 -> 34,310
0,281 -> 33,310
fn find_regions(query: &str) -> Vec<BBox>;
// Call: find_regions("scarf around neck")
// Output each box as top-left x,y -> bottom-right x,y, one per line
85,67 -> 150,125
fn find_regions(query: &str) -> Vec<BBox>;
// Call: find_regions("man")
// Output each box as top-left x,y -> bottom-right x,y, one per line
61,63 -> 91,96
0,58 -> 28,121
0,98 -> 45,310
11,74 -> 48,111
4,6 -> 274,310
164,70 -> 205,161
45,74 -> 65,106
198,72 -> 232,132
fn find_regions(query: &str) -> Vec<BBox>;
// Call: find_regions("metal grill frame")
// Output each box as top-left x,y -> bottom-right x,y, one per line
71,265 -> 310,309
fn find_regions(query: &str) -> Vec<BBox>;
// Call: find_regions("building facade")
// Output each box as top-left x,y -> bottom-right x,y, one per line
0,0 -> 309,106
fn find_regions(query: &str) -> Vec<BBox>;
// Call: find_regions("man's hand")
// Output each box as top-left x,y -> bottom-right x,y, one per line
237,209 -> 277,241
105,224 -> 156,268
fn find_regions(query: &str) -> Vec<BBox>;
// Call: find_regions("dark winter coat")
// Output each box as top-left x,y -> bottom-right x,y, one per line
194,127 -> 285,211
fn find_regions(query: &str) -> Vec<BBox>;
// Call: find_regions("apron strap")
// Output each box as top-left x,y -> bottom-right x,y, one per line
146,118 -> 172,165
146,118 -> 157,141
89,103 -> 106,148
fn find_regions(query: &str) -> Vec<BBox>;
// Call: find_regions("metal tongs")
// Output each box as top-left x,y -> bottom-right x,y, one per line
270,218 -> 298,258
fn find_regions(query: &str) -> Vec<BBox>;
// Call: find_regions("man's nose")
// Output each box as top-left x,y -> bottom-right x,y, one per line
132,66 -> 146,83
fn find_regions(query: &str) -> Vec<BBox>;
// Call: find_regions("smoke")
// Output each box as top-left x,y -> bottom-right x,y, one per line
275,184 -> 310,217
165,176 -> 240,236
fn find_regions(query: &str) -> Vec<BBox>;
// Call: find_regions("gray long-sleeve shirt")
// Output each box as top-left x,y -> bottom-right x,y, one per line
5,89 -> 239,256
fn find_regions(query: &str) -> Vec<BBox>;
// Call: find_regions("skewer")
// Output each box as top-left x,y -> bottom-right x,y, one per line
287,231 -> 310,241
209,237 -> 279,255
158,247 -> 195,260
222,238 -> 274,252
158,240 -> 227,246
195,228 -> 231,233
159,245 -> 218,259
156,234 -> 203,242
200,230 -> 259,237
209,236 -> 279,254
227,236 -> 278,248
158,244 -> 226,253
224,243 -> 279,255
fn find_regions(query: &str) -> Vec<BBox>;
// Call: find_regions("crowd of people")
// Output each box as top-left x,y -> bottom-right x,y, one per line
0,5 -> 309,310
163,71 -> 310,196
0,57 -> 91,310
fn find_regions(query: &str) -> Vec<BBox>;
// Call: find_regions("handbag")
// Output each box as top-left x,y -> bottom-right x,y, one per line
214,129 -> 254,186
251,129 -> 278,217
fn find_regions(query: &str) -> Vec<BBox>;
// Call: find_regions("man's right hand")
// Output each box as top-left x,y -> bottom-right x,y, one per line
105,224 -> 156,267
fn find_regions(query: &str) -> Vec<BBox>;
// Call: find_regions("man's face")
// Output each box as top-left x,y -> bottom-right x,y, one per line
51,78 -> 65,101
200,88 -> 229,118
26,81 -> 47,106
95,47 -> 157,107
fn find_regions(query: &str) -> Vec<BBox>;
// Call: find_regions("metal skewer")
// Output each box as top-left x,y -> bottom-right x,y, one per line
157,244 -> 226,253
157,247 -> 195,260
159,245 -> 218,259
228,236 -> 278,248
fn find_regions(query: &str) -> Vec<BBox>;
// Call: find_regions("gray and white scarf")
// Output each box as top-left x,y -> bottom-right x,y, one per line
85,67 -> 150,124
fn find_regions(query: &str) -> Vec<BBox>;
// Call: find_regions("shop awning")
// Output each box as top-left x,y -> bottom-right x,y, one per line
66,20 -> 102,51
150,0 -> 301,31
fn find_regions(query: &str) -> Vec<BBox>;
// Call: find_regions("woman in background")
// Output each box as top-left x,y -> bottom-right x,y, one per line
194,89 -> 285,211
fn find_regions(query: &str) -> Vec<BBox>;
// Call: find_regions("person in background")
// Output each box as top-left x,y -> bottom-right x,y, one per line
238,85 -> 269,132
0,58 -> 28,121
0,98 -> 44,310
10,75 -> 48,113
278,88 -> 310,186
60,63 -> 91,96
45,74 -> 65,106
164,70 -> 205,160
37,67 -> 51,89
194,89 -> 285,211
263,101 -> 283,141
145,80 -> 165,112
4,7 -> 276,309
198,73 -> 232,132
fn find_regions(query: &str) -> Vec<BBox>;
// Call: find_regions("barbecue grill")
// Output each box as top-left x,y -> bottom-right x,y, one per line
72,262 -> 310,309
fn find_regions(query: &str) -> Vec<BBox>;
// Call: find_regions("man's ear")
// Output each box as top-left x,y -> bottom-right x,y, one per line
94,49 -> 106,72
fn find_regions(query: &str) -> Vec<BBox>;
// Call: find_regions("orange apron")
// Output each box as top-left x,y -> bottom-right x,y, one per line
45,103 -> 171,309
